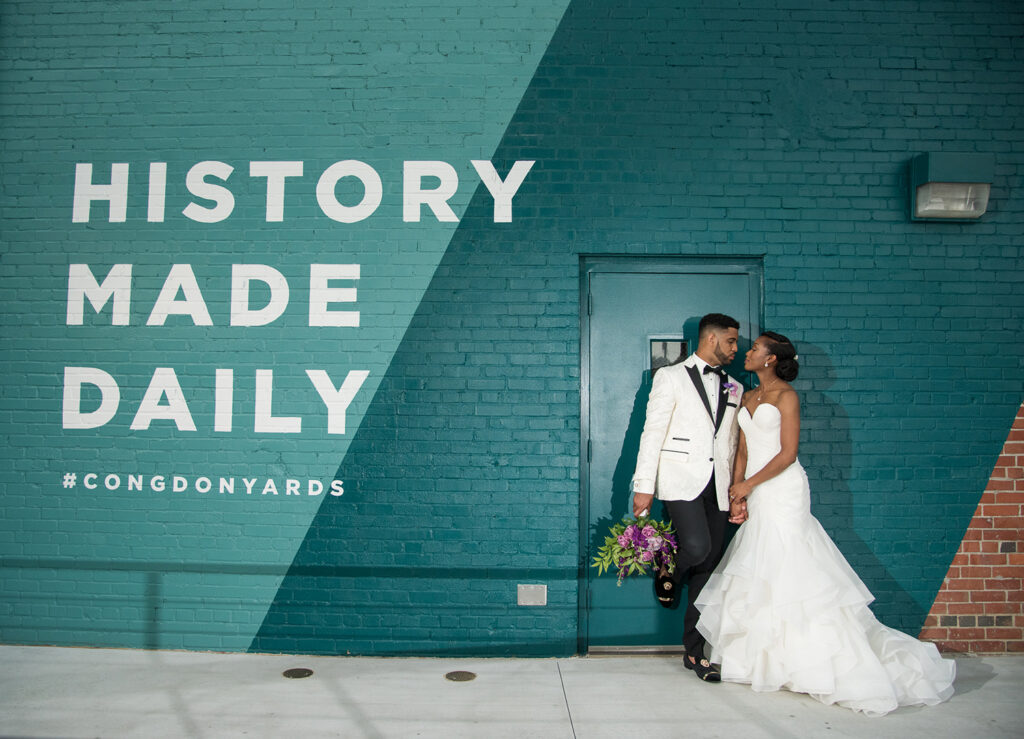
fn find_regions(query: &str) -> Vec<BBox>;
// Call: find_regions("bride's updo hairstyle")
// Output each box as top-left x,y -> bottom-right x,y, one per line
762,331 -> 799,382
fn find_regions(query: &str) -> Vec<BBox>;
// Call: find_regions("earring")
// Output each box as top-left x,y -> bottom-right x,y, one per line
764,361 -> 769,368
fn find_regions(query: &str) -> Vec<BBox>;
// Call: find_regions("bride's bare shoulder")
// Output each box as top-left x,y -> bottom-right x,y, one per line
776,386 -> 800,410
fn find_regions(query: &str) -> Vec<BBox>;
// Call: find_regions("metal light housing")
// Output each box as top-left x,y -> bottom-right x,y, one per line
910,152 -> 994,221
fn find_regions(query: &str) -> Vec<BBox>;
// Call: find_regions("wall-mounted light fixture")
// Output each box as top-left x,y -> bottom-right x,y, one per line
910,152 -> 994,221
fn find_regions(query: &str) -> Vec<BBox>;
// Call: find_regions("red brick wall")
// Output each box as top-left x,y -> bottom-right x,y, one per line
920,403 -> 1024,653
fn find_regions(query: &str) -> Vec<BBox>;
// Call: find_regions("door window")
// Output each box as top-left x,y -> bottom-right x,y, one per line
650,336 -> 687,374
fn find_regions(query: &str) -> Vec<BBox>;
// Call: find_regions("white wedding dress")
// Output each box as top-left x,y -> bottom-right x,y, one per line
695,403 -> 956,716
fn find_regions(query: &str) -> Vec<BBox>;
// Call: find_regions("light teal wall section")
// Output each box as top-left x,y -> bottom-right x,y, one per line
1,0 -> 569,650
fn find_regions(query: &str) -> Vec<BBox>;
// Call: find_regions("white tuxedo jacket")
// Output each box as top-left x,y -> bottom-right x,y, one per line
631,355 -> 743,511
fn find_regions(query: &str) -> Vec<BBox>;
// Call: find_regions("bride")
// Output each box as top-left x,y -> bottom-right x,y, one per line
694,331 -> 956,716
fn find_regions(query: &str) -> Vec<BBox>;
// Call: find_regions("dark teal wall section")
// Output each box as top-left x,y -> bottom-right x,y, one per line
253,0 -> 1023,654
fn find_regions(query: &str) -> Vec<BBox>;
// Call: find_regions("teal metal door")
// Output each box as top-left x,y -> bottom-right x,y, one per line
581,258 -> 761,651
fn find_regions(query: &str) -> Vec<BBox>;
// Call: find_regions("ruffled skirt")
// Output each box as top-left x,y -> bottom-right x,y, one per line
695,464 -> 955,716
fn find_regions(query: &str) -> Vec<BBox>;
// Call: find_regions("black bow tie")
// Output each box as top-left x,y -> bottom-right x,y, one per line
703,365 -> 726,378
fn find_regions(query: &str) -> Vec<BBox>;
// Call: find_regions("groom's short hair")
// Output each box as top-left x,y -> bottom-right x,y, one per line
698,313 -> 739,338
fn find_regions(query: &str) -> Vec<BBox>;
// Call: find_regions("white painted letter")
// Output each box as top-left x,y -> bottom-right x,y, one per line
403,161 -> 459,222
254,369 -> 301,433
471,160 -> 534,223
183,161 -> 235,223
147,264 -> 213,326
67,264 -> 132,326
316,160 -> 383,223
73,163 -> 129,223
148,162 -> 167,222
62,367 -> 120,429
131,367 -> 197,431
306,369 -> 370,434
309,264 -> 359,327
250,161 -> 303,222
215,368 -> 233,432
231,264 -> 289,326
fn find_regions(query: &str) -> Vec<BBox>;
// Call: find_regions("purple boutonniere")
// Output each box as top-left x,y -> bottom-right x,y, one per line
722,382 -> 740,398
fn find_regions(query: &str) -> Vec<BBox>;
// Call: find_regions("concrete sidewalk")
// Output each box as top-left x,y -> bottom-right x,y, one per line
0,646 -> 1021,738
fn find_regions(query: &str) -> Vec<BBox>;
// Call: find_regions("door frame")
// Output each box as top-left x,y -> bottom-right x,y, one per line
578,255 -> 764,653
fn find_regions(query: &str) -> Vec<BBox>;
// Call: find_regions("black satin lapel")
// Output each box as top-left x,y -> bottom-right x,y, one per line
714,381 -> 728,434
686,365 -> 714,420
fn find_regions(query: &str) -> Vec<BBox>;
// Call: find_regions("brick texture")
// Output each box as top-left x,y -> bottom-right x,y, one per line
2,1 -> 1023,655
920,403 -> 1024,654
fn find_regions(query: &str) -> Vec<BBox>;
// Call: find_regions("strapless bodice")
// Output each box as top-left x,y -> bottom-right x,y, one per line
738,404 -> 783,471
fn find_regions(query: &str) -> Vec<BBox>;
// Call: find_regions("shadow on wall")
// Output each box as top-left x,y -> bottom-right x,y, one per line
789,341 -> 923,629
587,370 -> 661,573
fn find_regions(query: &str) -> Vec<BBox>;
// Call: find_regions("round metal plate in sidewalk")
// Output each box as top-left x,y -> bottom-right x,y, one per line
282,668 -> 314,679
444,670 -> 477,682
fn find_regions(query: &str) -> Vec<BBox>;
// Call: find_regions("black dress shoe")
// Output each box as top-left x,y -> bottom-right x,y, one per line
684,652 -> 721,683
654,570 -> 680,609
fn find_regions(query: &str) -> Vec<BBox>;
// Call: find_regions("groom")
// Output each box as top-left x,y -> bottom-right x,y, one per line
631,313 -> 743,682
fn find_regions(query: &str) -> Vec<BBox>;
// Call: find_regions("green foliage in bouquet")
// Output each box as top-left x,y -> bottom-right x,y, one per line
591,516 -> 678,586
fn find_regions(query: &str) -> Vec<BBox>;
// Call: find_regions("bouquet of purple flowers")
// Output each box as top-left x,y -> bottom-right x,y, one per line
591,516 -> 678,586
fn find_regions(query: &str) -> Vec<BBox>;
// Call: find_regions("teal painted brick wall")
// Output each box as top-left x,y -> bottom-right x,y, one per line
0,0 -> 569,650
3,0 -> 1023,655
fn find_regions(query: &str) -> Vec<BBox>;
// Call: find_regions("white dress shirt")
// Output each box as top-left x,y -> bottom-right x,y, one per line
691,355 -> 721,406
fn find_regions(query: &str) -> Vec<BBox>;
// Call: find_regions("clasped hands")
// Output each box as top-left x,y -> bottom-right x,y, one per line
729,479 -> 752,524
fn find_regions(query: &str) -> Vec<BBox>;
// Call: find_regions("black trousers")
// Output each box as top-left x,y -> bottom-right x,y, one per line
663,474 -> 729,657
